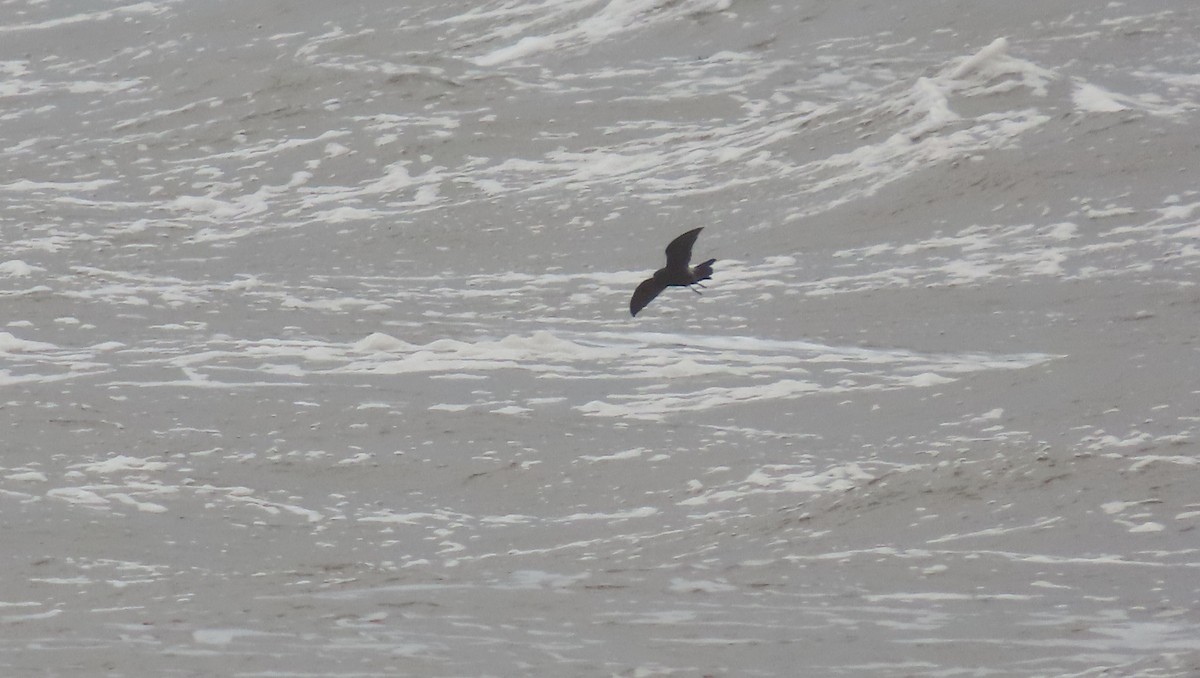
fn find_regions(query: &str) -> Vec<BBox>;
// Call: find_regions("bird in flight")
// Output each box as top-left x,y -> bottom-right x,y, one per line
630,227 -> 716,317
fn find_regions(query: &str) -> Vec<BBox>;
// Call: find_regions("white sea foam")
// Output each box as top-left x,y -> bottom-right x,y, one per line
1073,83 -> 1131,113
0,260 -> 41,277
72,456 -> 168,474
469,0 -> 733,66
0,332 -> 57,353
679,462 -> 874,506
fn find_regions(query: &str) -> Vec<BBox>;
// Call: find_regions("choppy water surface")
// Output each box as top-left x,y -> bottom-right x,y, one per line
2,1 -> 1199,675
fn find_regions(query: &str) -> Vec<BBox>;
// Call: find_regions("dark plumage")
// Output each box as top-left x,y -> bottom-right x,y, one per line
629,227 -> 716,316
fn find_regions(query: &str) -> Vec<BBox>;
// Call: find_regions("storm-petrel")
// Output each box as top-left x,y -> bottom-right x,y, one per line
629,227 -> 716,317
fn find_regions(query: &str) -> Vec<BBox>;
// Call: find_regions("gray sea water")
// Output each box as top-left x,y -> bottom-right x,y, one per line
2,1 -> 1199,676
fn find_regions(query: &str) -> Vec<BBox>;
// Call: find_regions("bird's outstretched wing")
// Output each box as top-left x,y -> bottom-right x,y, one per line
664,227 -> 703,272
630,277 -> 667,316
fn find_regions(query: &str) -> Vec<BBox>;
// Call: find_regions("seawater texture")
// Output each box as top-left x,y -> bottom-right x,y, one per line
2,1 -> 1199,676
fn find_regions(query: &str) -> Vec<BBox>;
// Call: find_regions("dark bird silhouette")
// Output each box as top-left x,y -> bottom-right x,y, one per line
630,227 -> 716,316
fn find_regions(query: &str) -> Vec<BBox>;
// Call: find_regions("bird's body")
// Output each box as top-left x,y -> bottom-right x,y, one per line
630,227 -> 716,316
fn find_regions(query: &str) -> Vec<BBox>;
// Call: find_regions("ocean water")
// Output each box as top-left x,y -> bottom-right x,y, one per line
2,1 -> 1199,676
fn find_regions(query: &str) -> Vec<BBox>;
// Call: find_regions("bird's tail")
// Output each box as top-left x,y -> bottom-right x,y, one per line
693,258 -> 716,282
